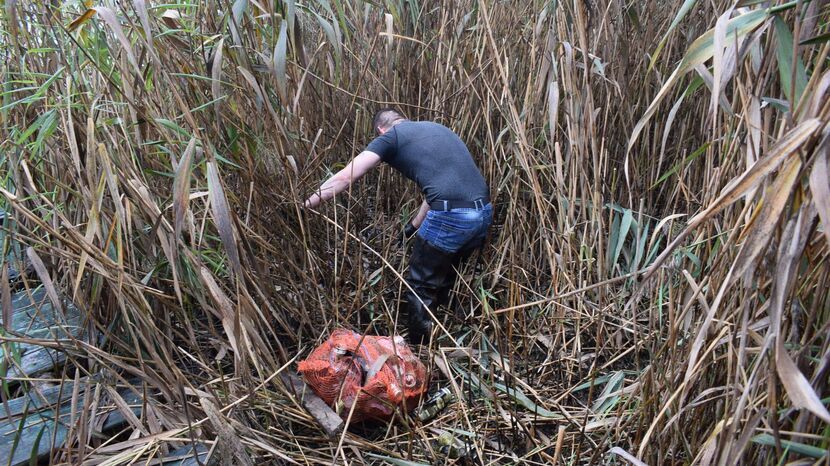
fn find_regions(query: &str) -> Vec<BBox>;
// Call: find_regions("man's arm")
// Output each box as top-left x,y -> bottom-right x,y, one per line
402,199 -> 430,241
411,200 -> 430,228
304,151 -> 382,208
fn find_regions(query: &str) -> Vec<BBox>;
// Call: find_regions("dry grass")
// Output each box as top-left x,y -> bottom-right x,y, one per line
0,0 -> 828,464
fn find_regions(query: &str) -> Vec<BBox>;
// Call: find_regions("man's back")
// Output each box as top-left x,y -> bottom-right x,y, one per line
366,121 -> 489,204
304,111 -> 494,344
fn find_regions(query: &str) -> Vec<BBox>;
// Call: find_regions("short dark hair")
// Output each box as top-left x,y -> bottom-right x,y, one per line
373,108 -> 405,134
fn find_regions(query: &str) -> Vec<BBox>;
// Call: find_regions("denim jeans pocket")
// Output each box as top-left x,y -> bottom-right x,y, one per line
436,216 -> 473,234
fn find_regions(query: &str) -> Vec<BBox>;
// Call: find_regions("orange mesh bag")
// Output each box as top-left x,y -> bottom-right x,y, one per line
297,329 -> 429,422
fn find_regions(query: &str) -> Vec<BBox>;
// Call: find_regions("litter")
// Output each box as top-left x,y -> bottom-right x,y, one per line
298,329 -> 429,422
416,386 -> 454,422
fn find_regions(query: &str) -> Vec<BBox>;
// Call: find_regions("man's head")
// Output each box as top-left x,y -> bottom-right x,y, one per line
373,108 -> 406,135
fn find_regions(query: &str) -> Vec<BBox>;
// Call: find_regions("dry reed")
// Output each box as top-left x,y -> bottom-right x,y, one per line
0,0 -> 828,464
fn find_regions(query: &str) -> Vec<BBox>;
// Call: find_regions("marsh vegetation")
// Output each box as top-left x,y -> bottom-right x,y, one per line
0,0 -> 829,464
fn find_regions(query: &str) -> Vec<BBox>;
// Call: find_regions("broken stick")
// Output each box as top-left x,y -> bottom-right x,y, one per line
280,372 -> 344,438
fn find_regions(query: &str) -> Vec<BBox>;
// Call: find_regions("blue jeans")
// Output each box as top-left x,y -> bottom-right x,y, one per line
417,204 -> 493,253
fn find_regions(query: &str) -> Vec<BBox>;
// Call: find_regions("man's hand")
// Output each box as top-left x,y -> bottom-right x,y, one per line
398,200 -> 430,246
399,222 -> 418,246
304,193 -> 321,209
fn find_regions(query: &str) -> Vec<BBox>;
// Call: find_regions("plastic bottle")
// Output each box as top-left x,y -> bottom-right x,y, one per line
417,387 -> 454,422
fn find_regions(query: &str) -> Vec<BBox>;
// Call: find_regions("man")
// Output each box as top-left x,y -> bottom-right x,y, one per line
304,108 -> 492,343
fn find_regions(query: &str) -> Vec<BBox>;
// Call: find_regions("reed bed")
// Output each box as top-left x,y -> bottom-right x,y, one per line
0,0 -> 828,464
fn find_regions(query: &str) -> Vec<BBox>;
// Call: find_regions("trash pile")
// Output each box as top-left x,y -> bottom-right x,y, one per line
298,329 -> 429,422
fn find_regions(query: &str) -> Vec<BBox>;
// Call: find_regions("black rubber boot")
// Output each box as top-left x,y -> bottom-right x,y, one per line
436,243 -> 481,309
404,236 -> 455,344
436,253 -> 462,308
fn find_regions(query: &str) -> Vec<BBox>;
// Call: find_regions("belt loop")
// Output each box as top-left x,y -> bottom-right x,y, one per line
475,199 -> 483,209
443,200 -> 448,211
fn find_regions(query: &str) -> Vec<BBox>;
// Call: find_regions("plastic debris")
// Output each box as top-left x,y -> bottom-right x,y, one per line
416,386 -> 455,422
297,329 -> 428,422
